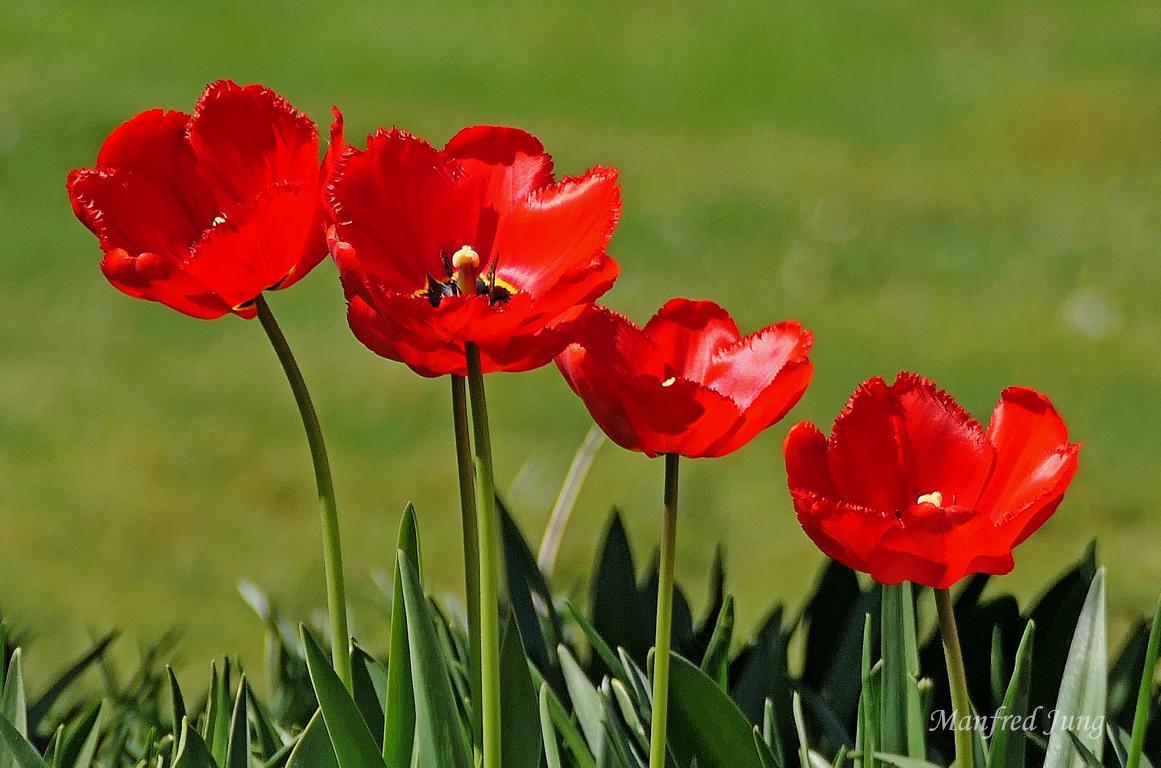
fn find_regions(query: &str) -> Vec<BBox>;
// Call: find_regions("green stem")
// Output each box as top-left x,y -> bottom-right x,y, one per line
1126,598 -> 1161,768
465,343 -> 501,768
452,374 -> 484,748
649,453 -> 680,768
255,295 -> 352,692
935,588 -> 973,768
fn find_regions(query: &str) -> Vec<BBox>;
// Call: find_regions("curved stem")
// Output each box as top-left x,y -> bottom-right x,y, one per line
255,295 -> 352,692
649,453 -> 680,768
465,343 -> 501,768
935,588 -> 973,768
451,374 -> 484,748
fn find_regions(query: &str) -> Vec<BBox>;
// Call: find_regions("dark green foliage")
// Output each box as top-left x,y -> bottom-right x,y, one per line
0,510 -> 1158,768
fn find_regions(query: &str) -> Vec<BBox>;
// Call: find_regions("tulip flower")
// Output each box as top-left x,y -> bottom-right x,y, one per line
557,298 -> 813,768
326,125 -> 621,378
327,124 -> 621,768
66,81 -> 353,690
784,371 -> 1080,768
67,80 -> 334,319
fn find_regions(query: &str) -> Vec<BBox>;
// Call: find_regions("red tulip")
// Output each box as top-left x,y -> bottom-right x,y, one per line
326,126 -> 621,377
785,372 -> 1080,588
557,299 -> 813,458
67,80 -> 337,319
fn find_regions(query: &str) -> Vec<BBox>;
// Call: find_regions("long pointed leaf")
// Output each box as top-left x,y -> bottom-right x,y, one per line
988,622 -> 1035,768
668,652 -> 765,768
384,505 -> 419,768
0,718 -> 47,768
500,619 -> 542,768
284,710 -> 338,768
1044,569 -> 1107,768
302,628 -> 385,768
1127,598 -> 1161,768
398,551 -> 472,768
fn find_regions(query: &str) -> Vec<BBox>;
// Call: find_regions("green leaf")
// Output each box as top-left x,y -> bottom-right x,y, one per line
384,505 -> 419,768
794,692 -> 811,768
881,584 -> 923,759
302,627 -> 386,768
350,645 -> 385,753
539,684 -> 564,768
539,678 -> 598,768
247,684 -> 284,761
1,649 -> 27,768
701,595 -> 735,690
284,710 -> 338,768
500,618 -> 543,768
203,661 -> 232,766
590,512 -> 649,671
558,645 -> 608,764
1126,597 -> 1161,768
858,615 -> 878,768
168,666 -> 188,755
226,677 -> 250,768
988,621 -> 1035,768
667,652 -> 765,768
1110,724 -> 1156,768
57,700 -> 103,768
1045,568 -> 1107,768
764,699 -> 786,767
173,718 -> 217,768
1066,732 -> 1106,768
398,551 -> 472,768
565,601 -> 627,682
0,717 -> 48,768
27,632 -> 117,734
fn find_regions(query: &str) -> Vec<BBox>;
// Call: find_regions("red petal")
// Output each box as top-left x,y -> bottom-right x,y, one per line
327,129 -> 455,291
445,126 -> 554,252
642,299 -> 741,383
99,248 -> 232,319
184,183 -> 318,308
704,322 -> 812,408
978,387 -> 1080,529
188,81 -> 319,209
68,108 -> 215,258
784,421 -> 839,498
708,357 -> 813,456
825,377 -> 910,511
892,372 -> 993,506
493,167 -> 621,297
68,168 -> 202,261
556,307 -> 726,457
792,492 -> 895,576
873,505 -> 1015,588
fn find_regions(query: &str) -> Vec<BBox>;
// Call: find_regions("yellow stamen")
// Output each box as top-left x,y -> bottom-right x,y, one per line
916,491 -> 944,508
452,245 -> 480,295
661,377 -> 677,387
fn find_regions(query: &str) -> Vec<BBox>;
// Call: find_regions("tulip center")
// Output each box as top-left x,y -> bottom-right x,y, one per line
916,491 -> 944,508
413,244 -> 517,308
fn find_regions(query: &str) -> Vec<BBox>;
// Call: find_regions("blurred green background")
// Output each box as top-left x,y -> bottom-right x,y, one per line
1,0 -> 1159,682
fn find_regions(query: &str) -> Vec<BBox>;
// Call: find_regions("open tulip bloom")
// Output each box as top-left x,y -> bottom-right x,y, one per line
66,81 -> 355,691
326,124 -> 623,768
558,297 -> 813,768
784,371 -> 1080,767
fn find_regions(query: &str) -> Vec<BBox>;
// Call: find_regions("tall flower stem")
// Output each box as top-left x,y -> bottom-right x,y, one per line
649,453 -> 680,768
255,295 -> 352,692
935,588 -> 973,768
451,374 -> 484,746
465,343 -> 501,768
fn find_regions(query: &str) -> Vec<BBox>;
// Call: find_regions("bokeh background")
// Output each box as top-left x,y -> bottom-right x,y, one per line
2,0 -> 1159,681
